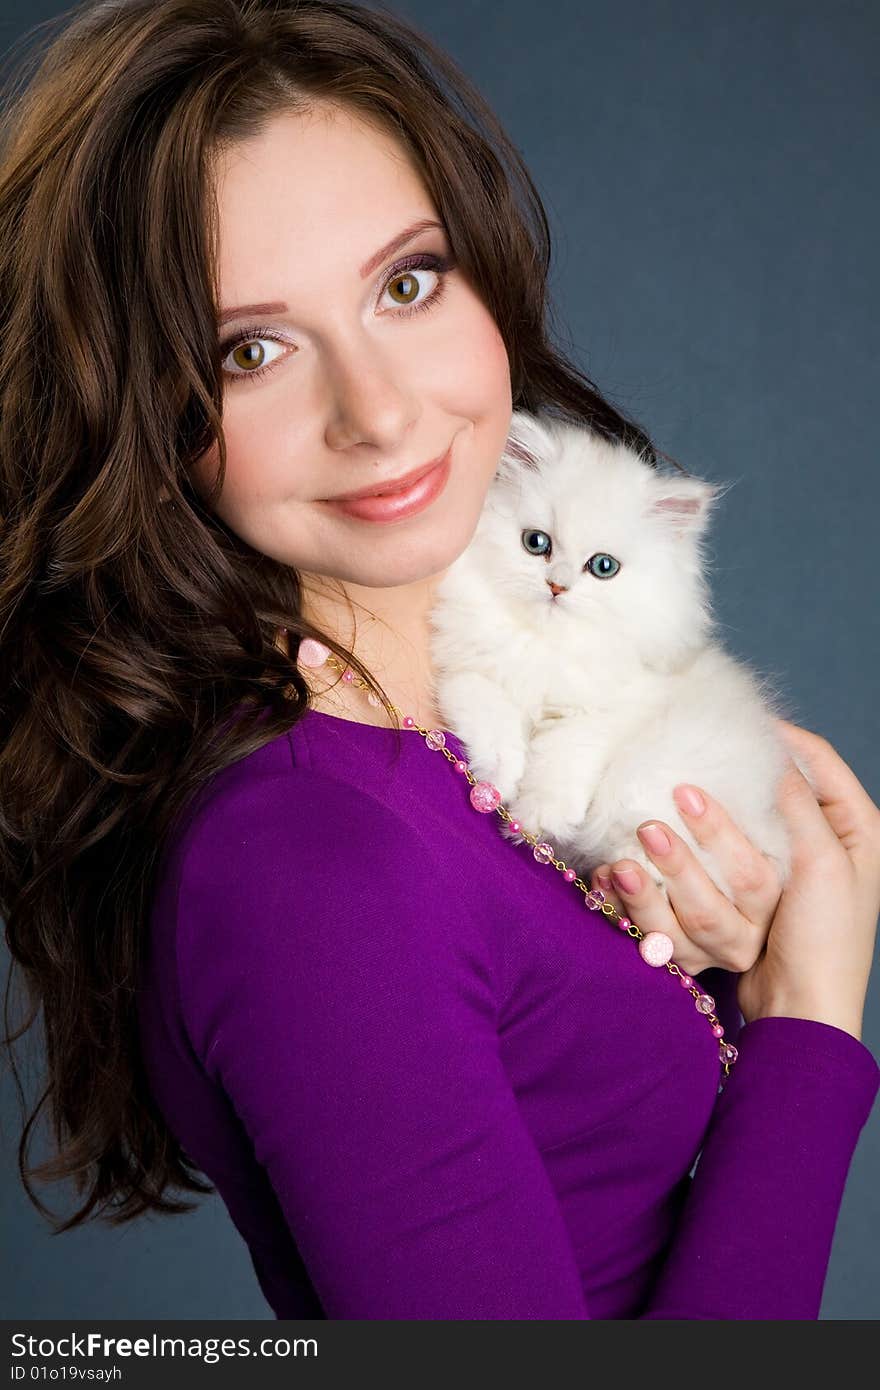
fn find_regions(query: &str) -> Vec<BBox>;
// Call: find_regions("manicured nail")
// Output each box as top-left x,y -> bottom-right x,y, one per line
612,866 -> 641,894
596,872 -> 613,891
638,822 -> 671,854
673,785 -> 706,817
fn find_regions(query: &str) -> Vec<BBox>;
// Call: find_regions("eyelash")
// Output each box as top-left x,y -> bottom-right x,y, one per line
219,251 -> 457,385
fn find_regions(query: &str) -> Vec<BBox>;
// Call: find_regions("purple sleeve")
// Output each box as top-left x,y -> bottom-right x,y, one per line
642,1015 -> 879,1319
176,765 -> 879,1319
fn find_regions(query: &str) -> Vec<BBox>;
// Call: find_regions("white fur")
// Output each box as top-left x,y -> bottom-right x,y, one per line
427,409 -> 812,897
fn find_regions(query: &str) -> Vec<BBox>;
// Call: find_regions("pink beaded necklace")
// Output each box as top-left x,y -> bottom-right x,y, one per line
290,633 -> 739,1087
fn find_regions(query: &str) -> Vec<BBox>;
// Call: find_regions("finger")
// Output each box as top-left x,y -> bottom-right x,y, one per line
671,785 -> 782,929
633,820 -> 762,973
608,858 -> 714,977
776,719 -> 880,846
774,755 -> 845,861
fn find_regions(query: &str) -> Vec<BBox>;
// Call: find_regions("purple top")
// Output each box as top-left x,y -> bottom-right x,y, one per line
136,708 -> 879,1319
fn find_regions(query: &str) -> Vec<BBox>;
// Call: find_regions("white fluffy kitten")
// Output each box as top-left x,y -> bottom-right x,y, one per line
427,408 -> 810,898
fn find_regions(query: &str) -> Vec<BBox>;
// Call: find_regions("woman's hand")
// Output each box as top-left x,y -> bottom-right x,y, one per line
588,782 -> 785,981
735,721 -> 880,1038
589,720 -> 880,1039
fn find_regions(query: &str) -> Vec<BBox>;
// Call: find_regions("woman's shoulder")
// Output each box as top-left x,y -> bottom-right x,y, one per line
164,724 -> 404,885
144,706 -> 508,1054
145,711 -> 504,1074
161,704 -> 357,831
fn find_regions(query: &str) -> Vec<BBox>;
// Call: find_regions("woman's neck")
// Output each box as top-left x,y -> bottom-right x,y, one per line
276,576 -> 449,730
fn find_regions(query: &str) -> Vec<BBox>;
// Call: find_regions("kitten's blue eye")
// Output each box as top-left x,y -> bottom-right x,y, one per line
522,529 -> 551,556
586,552 -> 620,579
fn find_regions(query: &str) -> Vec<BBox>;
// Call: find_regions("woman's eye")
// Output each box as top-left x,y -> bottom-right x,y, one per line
221,332 -> 288,382
379,257 -> 445,314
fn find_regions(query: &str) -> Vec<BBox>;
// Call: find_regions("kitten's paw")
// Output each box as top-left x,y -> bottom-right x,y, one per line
507,778 -> 587,845
465,746 -> 526,805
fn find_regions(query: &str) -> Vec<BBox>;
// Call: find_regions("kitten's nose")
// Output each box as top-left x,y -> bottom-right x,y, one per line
547,580 -> 568,597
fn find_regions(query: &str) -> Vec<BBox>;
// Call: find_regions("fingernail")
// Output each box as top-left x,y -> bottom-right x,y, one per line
612,866 -> 641,894
638,822 -> 671,854
673,785 -> 705,817
596,872 -> 613,891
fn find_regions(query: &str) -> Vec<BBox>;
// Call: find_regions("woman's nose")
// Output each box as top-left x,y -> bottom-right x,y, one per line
323,343 -> 418,449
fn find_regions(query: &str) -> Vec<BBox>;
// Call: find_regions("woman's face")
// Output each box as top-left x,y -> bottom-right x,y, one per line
194,103 -> 513,595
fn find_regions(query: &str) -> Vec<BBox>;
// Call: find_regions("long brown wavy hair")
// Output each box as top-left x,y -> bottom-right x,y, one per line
0,0 -> 682,1232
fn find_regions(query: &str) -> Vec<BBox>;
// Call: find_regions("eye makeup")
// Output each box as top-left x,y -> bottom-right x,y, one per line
218,249 -> 457,385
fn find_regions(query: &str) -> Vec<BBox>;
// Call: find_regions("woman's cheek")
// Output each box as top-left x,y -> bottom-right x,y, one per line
447,308 -> 510,416
476,319 -> 513,429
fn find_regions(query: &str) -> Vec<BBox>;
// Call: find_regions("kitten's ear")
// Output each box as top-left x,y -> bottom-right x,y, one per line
496,409 -> 549,477
647,475 -> 722,539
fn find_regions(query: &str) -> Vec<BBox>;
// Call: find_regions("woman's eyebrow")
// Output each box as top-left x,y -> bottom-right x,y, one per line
358,217 -> 444,278
217,217 -> 445,327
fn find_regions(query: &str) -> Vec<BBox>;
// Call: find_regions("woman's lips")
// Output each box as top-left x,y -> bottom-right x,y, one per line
318,444 -> 453,522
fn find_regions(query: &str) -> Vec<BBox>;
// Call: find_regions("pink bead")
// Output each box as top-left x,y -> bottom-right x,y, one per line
638,931 -> 674,967
712,1024 -> 724,1038
403,716 -> 415,728
563,868 -> 576,882
454,759 -> 468,775
470,781 -> 501,813
618,916 -> 631,930
695,993 -> 715,1015
508,818 -> 521,832
297,637 -> 330,668
533,841 -> 554,864
341,668 -> 354,683
678,973 -> 693,988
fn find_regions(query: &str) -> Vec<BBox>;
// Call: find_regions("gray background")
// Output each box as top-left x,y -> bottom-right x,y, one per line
1,0 -> 877,1319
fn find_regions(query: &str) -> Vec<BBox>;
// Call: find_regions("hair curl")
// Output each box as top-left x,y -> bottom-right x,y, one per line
0,0 -> 682,1232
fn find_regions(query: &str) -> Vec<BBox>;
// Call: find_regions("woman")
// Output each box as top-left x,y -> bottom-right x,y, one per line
1,0 -> 877,1320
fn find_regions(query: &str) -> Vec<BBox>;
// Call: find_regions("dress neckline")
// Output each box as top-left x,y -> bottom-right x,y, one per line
304,706 -> 466,756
